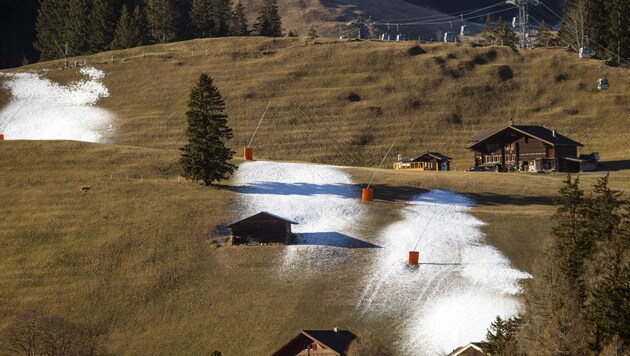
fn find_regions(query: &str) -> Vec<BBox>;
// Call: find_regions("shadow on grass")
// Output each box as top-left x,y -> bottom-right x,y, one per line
297,232 -> 381,249
220,183 -> 554,206
600,160 -> 630,172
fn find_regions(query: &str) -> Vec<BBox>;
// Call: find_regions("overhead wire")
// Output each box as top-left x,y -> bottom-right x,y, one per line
374,1 -> 508,25
537,1 -> 630,66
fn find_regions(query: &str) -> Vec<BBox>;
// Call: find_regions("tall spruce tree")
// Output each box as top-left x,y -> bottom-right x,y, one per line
535,19 -> 554,47
146,0 -> 178,43
552,174 -> 590,300
212,0 -> 232,37
229,1 -> 249,36
88,0 -> 116,53
180,73 -> 236,185
111,5 -> 135,49
255,0 -> 282,37
65,0 -> 92,56
190,0 -> 214,37
35,0 -> 70,60
605,0 -> 630,63
131,5 -> 150,47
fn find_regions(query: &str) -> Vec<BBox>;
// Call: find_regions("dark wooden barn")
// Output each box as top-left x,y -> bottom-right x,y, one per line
394,152 -> 452,171
228,212 -> 297,245
272,329 -> 357,356
467,125 -> 585,172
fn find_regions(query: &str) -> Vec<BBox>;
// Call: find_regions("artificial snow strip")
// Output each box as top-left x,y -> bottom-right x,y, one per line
0,67 -> 114,142
234,161 -> 531,355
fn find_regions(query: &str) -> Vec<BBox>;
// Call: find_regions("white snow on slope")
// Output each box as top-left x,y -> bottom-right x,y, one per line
356,190 -> 531,354
233,161 -> 369,275
0,67 -> 113,142
234,161 -> 530,354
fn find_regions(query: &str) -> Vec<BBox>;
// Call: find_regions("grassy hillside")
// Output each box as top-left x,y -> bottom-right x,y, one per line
0,37 -> 629,354
15,37 -> 630,169
0,140 -> 627,355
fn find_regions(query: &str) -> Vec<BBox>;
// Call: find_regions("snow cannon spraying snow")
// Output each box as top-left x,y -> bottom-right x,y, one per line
245,101 -> 271,161
408,251 -> 419,266
362,141 -> 395,203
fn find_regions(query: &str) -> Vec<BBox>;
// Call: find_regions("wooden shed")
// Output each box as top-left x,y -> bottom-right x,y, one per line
394,152 -> 451,171
228,211 -> 297,245
272,329 -> 357,356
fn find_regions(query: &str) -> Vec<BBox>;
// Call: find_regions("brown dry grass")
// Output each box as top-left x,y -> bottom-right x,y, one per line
15,37 -> 628,169
0,36 -> 629,354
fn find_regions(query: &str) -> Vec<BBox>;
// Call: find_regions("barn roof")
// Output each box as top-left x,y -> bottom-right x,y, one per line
228,211 -> 298,227
467,125 -> 583,149
302,330 -> 357,354
271,329 -> 357,356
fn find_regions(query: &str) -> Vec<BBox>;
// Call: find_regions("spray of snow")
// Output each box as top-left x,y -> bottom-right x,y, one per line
233,161 -> 369,276
0,67 -> 113,142
356,189 -> 531,354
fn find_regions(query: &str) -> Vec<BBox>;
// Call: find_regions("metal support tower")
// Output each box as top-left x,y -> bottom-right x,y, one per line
506,0 -> 539,49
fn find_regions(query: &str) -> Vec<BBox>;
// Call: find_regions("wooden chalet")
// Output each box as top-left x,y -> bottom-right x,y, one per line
228,212 -> 297,245
272,329 -> 357,356
447,342 -> 489,356
394,152 -> 451,171
467,125 -> 585,173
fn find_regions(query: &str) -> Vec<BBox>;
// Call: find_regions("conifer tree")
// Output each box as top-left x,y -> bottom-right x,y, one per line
212,0 -> 233,37
604,0 -> 630,63
132,5 -> 150,47
255,0 -> 282,37
35,0 -> 70,60
481,14 -> 496,45
486,315 -> 521,355
494,17 -> 518,48
111,5 -> 135,49
229,1 -> 249,36
535,19 -> 554,47
88,0 -> 116,53
146,0 -> 178,43
552,174 -> 590,299
180,73 -> 236,186
65,0 -> 92,56
190,0 -> 214,38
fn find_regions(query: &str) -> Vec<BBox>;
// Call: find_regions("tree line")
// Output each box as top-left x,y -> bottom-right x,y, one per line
560,0 -> 629,63
35,0 -> 283,61
485,174 -> 629,354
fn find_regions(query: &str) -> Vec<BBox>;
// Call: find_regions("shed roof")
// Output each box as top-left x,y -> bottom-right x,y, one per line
467,125 -> 583,150
399,152 -> 452,162
228,211 -> 298,227
272,329 -> 357,356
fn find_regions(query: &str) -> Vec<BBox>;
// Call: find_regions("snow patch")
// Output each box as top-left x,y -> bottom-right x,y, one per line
233,161 -> 368,276
356,190 -> 531,354
0,67 -> 113,142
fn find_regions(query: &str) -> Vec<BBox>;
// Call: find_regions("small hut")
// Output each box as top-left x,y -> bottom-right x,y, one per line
228,211 -> 297,245
394,152 -> 451,171
272,329 -> 357,356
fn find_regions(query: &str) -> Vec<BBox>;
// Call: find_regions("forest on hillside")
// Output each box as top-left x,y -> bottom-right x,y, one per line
2,0 -> 629,69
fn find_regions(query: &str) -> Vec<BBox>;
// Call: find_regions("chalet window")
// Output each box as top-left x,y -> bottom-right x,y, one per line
524,137 -> 529,143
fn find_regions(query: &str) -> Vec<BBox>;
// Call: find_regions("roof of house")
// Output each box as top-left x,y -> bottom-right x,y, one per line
302,330 -> 356,353
447,342 -> 489,356
467,125 -> 583,149
399,152 -> 452,162
228,211 -> 298,227
271,329 -> 357,356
